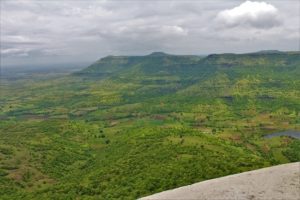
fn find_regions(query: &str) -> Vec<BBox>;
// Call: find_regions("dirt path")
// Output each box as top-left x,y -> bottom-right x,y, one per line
140,162 -> 300,200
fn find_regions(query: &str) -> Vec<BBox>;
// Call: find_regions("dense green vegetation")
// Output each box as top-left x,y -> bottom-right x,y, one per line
0,51 -> 299,199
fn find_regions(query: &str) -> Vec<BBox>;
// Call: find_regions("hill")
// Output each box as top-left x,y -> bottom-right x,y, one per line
76,52 -> 203,77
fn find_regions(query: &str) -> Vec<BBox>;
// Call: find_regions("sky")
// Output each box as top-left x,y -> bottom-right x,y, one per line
1,0 -> 299,67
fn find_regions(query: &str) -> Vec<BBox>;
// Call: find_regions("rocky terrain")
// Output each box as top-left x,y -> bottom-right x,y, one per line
140,162 -> 300,200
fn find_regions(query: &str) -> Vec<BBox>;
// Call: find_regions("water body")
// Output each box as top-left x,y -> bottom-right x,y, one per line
264,131 -> 300,139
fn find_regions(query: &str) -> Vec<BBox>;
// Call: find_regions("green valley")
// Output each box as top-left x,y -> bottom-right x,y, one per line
0,51 -> 299,199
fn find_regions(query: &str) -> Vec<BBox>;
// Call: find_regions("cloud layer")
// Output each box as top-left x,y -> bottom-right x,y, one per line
1,0 -> 299,67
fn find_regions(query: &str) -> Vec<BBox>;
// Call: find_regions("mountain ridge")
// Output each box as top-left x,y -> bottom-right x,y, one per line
76,50 -> 300,77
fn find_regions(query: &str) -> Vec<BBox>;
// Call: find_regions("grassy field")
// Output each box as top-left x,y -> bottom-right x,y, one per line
0,51 -> 299,199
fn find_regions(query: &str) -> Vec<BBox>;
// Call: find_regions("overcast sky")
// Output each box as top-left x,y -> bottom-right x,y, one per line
1,0 -> 299,67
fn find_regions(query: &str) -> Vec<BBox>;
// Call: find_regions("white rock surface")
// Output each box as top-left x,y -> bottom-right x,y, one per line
140,162 -> 300,200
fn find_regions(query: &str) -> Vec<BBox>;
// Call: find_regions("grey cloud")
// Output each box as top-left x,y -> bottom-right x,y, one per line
1,0 -> 299,67
1,48 -> 30,57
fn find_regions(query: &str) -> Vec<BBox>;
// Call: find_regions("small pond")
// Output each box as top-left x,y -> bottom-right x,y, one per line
264,130 -> 300,139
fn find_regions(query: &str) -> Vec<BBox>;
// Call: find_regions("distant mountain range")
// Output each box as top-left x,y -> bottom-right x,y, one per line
76,50 -> 300,79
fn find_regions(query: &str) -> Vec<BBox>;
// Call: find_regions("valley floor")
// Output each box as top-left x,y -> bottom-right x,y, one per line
140,162 -> 300,200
